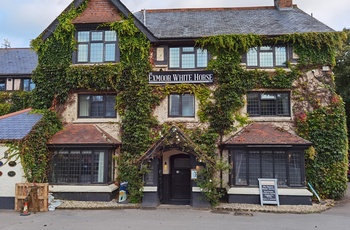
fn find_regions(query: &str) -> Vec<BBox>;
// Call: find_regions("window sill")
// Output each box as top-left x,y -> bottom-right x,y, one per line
49,184 -> 118,193
74,118 -> 119,124
249,116 -> 293,122
227,187 -> 312,196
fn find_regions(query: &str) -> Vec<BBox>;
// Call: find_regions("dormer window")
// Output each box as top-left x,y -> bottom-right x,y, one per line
76,30 -> 119,64
169,47 -> 208,69
246,46 -> 287,68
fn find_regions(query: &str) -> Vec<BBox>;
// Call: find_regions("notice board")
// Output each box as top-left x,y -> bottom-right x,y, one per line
258,178 -> 280,206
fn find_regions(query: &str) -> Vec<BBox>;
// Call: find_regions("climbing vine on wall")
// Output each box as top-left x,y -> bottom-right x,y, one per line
29,0 -> 348,204
5,110 -> 62,182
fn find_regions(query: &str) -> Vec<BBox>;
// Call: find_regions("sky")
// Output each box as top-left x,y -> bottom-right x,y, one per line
0,0 -> 349,48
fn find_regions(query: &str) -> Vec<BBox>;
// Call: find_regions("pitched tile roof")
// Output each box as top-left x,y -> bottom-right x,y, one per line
0,108 -> 43,141
0,48 -> 38,76
134,6 -> 334,39
48,124 -> 120,145
224,122 -> 312,145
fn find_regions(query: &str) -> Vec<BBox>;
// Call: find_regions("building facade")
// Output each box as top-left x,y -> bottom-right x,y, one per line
28,0 -> 344,207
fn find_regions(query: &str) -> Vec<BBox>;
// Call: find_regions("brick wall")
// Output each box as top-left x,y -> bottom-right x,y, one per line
72,0 -> 122,24
274,0 -> 293,8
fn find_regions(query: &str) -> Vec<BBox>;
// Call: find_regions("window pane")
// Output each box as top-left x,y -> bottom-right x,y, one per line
81,151 -> 92,183
261,151 -> 273,178
247,48 -> 258,66
78,31 -> 89,42
169,94 -> 180,116
277,93 -> 290,115
275,151 -> 287,186
249,151 -> 260,186
289,152 -> 302,186
0,79 -> 5,91
183,47 -> 194,52
275,47 -> 287,66
105,31 -> 117,41
260,52 -> 274,67
91,96 -> 104,117
182,53 -> 195,68
79,95 -> 90,117
78,44 -> 88,62
90,43 -> 104,62
235,151 -> 247,185
93,151 -> 105,183
182,94 -> 195,117
261,100 -> 276,116
247,93 -> 259,116
105,95 -> 116,117
169,48 -> 180,68
260,46 -> 272,51
197,49 -> 208,68
91,31 -> 103,41
105,44 -> 116,62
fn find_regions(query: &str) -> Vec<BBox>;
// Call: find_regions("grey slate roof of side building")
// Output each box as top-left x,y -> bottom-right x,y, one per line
0,109 -> 43,141
0,48 -> 38,76
134,6 -> 335,39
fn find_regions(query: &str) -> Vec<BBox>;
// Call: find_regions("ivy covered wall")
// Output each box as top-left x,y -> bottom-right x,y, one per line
24,0 -> 348,203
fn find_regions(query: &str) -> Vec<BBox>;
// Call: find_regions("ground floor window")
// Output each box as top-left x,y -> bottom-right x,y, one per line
231,149 -> 304,187
50,149 -> 113,184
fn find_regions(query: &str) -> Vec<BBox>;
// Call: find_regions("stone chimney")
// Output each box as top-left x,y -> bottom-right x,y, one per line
274,0 -> 293,9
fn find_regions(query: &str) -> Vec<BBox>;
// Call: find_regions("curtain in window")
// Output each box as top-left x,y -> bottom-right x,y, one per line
79,95 -> 90,117
94,151 -> 105,183
169,94 -> 180,116
248,151 -> 260,186
182,94 -> 194,116
234,151 -> 247,185
289,152 -> 302,186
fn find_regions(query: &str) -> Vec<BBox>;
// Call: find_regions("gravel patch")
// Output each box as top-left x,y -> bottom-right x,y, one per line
55,199 -> 335,214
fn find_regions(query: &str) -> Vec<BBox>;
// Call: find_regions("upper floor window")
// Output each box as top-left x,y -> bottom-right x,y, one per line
169,94 -> 195,117
78,94 -> 116,118
0,79 -> 5,91
169,47 -> 208,69
76,30 -> 119,63
246,46 -> 287,68
22,79 -> 35,91
247,92 -> 290,117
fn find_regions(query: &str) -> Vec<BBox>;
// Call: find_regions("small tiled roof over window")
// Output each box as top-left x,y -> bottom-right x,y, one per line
48,124 -> 120,145
134,6 -> 334,39
0,108 -> 43,141
224,122 -> 312,146
0,48 -> 37,75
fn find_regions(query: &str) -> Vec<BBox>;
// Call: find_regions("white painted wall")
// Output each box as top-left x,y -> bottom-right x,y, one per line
0,145 -> 26,197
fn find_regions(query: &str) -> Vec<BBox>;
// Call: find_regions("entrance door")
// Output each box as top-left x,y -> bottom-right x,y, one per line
170,154 -> 191,202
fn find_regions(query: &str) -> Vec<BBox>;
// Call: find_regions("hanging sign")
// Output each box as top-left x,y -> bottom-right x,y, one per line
258,178 -> 280,206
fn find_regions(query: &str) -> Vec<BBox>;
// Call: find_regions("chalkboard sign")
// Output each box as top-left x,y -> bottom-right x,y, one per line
258,178 -> 279,206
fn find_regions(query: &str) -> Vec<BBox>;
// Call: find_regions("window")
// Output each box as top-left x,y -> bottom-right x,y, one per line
78,95 -> 116,118
247,92 -> 290,116
76,30 -> 119,63
246,46 -> 287,68
233,150 -> 304,187
50,149 -> 113,184
169,94 -> 195,117
0,79 -> 5,91
169,47 -> 208,69
22,79 -> 35,91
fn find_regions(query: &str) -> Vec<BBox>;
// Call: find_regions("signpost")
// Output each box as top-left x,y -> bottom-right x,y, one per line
258,178 -> 279,206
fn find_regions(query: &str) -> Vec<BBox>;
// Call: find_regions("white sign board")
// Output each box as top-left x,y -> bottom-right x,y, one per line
258,178 -> 279,206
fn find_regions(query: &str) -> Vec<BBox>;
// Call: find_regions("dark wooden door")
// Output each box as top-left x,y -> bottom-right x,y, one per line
170,154 -> 191,200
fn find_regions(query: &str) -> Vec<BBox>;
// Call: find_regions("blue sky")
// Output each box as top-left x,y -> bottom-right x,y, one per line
0,0 -> 349,48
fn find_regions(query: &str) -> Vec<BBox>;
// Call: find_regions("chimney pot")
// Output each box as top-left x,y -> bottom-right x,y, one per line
274,0 -> 293,9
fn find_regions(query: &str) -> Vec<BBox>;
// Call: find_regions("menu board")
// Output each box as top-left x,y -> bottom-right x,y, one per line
258,178 -> 280,206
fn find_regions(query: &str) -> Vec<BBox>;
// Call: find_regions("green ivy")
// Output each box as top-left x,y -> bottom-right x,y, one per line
6,110 -> 62,182
28,0 -> 348,204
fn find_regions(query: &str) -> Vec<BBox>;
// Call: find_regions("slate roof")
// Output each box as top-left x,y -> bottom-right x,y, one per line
0,48 -> 38,76
48,124 -> 120,145
0,108 -> 43,142
224,122 -> 312,146
134,6 -> 334,39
